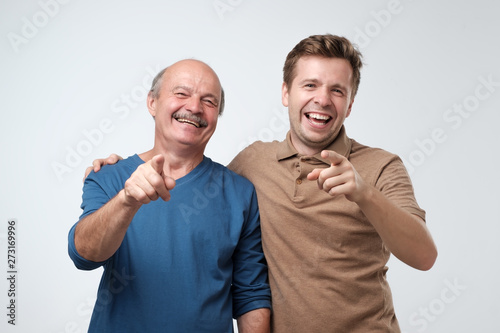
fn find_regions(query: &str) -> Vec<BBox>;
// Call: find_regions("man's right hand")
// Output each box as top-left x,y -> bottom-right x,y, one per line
123,154 -> 176,206
75,154 -> 175,262
84,153 -> 123,180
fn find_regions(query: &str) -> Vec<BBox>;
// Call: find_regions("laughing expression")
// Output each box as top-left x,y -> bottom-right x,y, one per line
282,56 -> 355,156
147,60 -> 222,153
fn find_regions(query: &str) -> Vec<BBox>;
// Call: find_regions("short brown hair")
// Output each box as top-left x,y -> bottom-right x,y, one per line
283,34 -> 363,99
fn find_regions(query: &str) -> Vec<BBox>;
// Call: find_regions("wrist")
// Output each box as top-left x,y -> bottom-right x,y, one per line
118,189 -> 143,211
350,182 -> 375,205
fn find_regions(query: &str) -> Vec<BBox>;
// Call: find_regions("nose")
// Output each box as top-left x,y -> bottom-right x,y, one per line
185,96 -> 203,113
314,87 -> 331,107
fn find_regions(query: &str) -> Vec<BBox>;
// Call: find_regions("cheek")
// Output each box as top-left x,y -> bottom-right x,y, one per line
208,110 -> 219,123
204,113 -> 219,132
287,95 -> 301,112
210,117 -> 219,129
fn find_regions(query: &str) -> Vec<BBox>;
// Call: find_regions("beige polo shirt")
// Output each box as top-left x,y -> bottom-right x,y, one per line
228,126 -> 425,332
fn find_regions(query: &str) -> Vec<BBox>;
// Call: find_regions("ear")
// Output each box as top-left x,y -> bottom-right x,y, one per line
281,82 -> 289,107
346,98 -> 354,118
147,91 -> 156,118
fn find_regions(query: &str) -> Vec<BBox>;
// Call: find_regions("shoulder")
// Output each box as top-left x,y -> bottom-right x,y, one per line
349,139 -> 407,182
85,154 -> 143,191
349,139 -> 401,169
349,140 -> 419,204
350,139 -> 398,160
204,159 -> 258,209
244,140 -> 282,155
210,158 -> 255,189
228,140 -> 281,175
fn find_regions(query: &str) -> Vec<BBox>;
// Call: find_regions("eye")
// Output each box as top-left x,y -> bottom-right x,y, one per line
203,99 -> 217,107
172,87 -> 190,97
331,88 -> 344,96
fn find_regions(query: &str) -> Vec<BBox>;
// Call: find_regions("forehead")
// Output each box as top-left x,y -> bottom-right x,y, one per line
294,56 -> 353,85
163,60 -> 221,94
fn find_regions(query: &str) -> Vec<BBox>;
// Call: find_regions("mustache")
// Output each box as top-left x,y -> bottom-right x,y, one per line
172,112 -> 208,128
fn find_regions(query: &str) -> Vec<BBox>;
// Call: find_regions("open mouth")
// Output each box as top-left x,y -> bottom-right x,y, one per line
176,118 -> 201,128
305,112 -> 332,125
172,113 -> 208,128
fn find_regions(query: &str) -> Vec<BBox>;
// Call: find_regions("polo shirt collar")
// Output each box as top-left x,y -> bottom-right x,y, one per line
276,125 -> 352,164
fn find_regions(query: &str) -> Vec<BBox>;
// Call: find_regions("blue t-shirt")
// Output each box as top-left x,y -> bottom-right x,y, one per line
68,155 -> 271,332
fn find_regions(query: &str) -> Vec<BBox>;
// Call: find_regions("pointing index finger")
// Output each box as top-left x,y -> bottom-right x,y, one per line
321,150 -> 344,166
150,154 -> 165,175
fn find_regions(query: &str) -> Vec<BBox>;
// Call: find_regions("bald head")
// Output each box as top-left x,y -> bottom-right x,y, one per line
150,59 -> 225,115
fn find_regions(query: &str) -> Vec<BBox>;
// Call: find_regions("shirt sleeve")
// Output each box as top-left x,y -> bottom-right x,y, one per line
375,156 -> 426,221
231,187 -> 272,318
67,172 -> 114,271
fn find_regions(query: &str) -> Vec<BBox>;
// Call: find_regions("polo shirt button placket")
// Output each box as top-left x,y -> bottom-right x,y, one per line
295,162 -> 302,185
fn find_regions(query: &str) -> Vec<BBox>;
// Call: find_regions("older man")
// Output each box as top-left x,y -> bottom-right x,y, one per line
68,59 -> 271,332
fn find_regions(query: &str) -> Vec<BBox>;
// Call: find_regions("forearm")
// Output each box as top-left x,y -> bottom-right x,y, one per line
237,308 -> 270,333
356,186 -> 437,270
74,190 -> 141,262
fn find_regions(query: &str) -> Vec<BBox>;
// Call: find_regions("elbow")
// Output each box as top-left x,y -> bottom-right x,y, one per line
400,241 -> 438,271
75,242 -> 109,263
412,226 -> 439,271
68,241 -> 105,271
416,246 -> 438,271
73,230 -> 110,263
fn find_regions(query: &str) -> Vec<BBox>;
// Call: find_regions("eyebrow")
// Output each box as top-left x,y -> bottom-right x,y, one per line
298,79 -> 348,90
297,78 -> 319,85
172,85 -> 192,93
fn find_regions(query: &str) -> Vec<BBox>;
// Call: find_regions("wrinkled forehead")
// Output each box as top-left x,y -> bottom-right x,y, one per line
164,60 -> 221,94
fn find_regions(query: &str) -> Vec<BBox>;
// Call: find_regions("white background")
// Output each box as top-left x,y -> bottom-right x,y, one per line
1,0 -> 499,332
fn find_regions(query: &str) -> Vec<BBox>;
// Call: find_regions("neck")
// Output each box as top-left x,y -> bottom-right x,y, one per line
292,143 -> 322,157
289,135 -> 326,157
289,127 -> 343,157
139,146 -> 204,179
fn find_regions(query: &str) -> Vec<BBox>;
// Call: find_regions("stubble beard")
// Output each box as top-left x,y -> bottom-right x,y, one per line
289,121 -> 338,155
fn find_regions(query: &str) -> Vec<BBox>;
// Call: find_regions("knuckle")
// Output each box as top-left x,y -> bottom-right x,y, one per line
135,164 -> 146,173
124,178 -> 133,188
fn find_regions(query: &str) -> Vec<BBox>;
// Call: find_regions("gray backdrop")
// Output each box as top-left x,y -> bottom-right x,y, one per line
1,0 -> 498,332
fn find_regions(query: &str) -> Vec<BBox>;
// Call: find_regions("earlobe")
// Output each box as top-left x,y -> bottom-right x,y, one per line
147,92 -> 156,117
282,82 -> 289,107
346,98 -> 354,117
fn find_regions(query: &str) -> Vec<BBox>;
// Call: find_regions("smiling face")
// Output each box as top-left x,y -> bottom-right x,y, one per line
282,56 -> 355,156
147,60 -> 222,156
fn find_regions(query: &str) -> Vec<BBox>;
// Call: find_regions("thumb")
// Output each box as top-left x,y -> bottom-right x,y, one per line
164,176 -> 176,191
150,154 -> 165,175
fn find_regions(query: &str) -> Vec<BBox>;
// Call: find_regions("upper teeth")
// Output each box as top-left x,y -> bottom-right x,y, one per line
177,119 -> 200,128
308,113 -> 330,120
